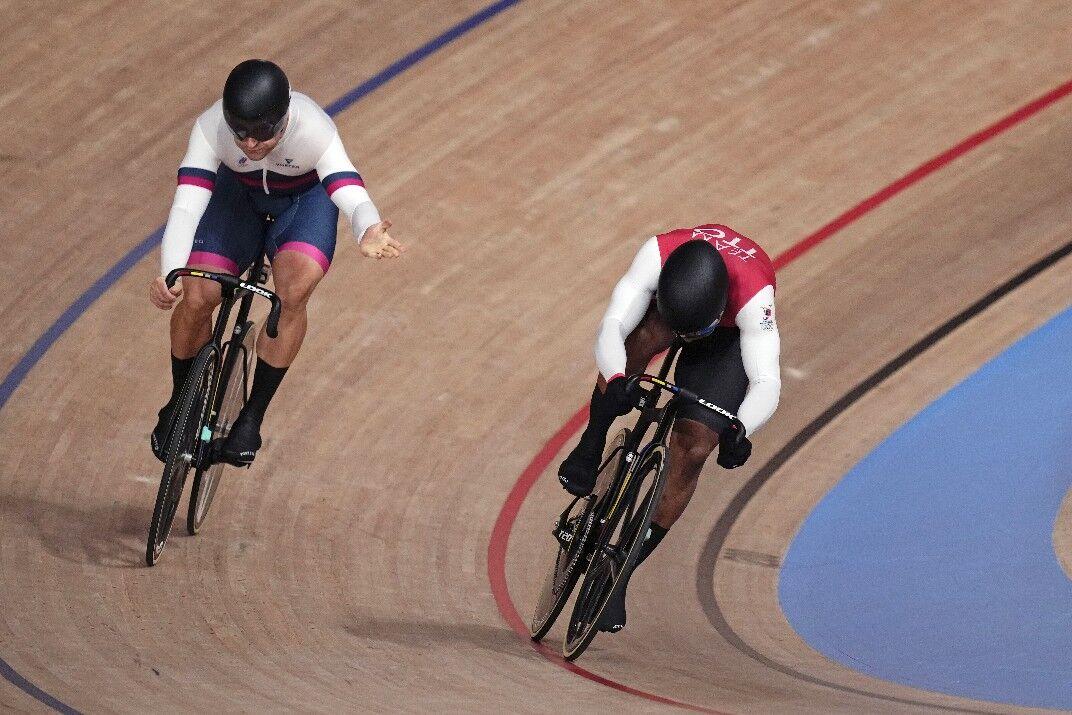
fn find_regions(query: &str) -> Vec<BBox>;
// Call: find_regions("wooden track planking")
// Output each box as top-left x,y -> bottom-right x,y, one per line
2,0 -> 1072,711
0,0 -> 490,378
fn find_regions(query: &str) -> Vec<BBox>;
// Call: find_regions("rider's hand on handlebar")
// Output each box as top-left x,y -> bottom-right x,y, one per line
605,376 -> 646,416
149,276 -> 182,310
716,423 -> 752,469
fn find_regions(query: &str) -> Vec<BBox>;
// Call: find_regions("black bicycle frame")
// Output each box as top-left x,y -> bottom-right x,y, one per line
621,338 -> 684,456
164,248 -> 280,455
208,258 -> 267,414
593,336 -> 746,519
584,340 -> 684,530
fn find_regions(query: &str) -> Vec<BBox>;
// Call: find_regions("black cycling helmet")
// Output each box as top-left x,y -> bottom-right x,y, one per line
657,240 -> 729,340
222,59 -> 290,141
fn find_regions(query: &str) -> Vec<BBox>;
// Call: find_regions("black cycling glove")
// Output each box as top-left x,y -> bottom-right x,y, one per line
717,423 -> 752,469
604,377 -> 643,416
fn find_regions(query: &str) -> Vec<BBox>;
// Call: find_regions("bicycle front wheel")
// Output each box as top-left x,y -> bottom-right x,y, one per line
146,345 -> 218,566
563,443 -> 668,660
530,429 -> 629,641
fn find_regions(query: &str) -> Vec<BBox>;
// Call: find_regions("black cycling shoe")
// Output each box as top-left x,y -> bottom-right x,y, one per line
150,404 -> 174,463
216,412 -> 262,467
596,587 -> 627,633
557,440 -> 603,497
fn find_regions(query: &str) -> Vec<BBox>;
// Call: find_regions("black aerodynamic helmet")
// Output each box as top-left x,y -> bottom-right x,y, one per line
222,59 -> 290,141
657,240 -> 729,340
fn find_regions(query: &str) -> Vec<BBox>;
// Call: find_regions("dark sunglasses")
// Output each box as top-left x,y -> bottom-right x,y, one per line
679,316 -> 722,342
226,112 -> 286,142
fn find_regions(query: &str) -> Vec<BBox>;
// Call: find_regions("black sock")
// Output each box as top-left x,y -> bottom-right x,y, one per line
614,524 -> 669,609
636,523 -> 669,568
242,358 -> 289,424
163,354 -> 196,412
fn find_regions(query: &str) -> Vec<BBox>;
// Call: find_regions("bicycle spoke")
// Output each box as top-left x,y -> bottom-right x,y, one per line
530,429 -> 630,641
563,443 -> 668,660
146,346 -> 218,566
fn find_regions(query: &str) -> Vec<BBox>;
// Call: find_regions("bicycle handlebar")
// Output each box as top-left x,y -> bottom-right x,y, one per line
166,268 -> 282,339
625,373 -> 745,434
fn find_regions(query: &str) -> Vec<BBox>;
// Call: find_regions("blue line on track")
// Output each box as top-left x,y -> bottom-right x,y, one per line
0,1 -> 522,710
780,308 -> 1072,709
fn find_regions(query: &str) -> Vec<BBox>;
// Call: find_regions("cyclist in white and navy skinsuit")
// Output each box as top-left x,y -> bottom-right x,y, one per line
158,91 -> 386,278
148,59 -> 404,467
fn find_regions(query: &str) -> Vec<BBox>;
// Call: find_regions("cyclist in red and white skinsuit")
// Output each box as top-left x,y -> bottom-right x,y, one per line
558,224 -> 781,632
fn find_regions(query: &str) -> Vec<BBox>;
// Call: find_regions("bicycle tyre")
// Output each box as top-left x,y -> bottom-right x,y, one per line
187,321 -> 254,535
146,344 -> 218,566
562,443 -> 668,660
529,429 -> 629,641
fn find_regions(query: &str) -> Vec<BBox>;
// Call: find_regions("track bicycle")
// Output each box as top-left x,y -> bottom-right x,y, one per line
529,338 -> 743,660
145,246 -> 281,566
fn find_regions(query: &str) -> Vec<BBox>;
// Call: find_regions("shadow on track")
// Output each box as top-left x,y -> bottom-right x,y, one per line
0,491 -> 147,568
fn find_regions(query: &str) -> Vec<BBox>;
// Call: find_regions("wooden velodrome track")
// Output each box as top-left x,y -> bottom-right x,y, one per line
2,1 -> 1071,712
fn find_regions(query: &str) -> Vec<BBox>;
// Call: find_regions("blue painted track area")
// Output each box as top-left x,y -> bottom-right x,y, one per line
779,308 -> 1072,709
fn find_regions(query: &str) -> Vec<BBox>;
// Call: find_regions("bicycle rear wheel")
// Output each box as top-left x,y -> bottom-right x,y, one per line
562,443 -> 668,660
146,345 -> 218,566
530,430 -> 630,641
187,321 -> 254,535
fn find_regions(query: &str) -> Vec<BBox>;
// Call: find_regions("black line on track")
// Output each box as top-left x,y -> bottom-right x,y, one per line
695,237 -> 1072,713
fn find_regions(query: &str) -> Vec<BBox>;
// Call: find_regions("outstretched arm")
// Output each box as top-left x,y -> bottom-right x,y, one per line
316,133 -> 403,259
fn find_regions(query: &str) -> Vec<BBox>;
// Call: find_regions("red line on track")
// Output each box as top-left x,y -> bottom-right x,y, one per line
487,78 -> 1072,712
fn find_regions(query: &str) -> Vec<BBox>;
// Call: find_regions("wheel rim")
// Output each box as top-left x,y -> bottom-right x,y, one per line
530,429 -> 629,639
189,339 -> 248,533
565,553 -> 615,647
531,503 -> 595,637
147,350 -> 216,564
562,445 -> 666,658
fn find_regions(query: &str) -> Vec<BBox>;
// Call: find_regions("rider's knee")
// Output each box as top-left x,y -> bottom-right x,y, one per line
272,249 -> 325,311
673,419 -> 719,470
274,279 -> 316,312
180,281 -> 222,316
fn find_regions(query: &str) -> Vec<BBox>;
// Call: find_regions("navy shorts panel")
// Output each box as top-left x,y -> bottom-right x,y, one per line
673,327 -> 749,434
190,166 -> 339,274
265,181 -> 339,271
190,167 -> 265,273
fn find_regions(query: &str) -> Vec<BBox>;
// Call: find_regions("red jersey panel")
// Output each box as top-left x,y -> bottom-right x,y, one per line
656,224 -> 776,325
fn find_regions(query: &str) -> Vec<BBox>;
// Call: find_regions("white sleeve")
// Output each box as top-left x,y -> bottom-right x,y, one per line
315,132 -> 381,243
159,121 -> 218,276
734,285 -> 781,435
594,237 -> 661,380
